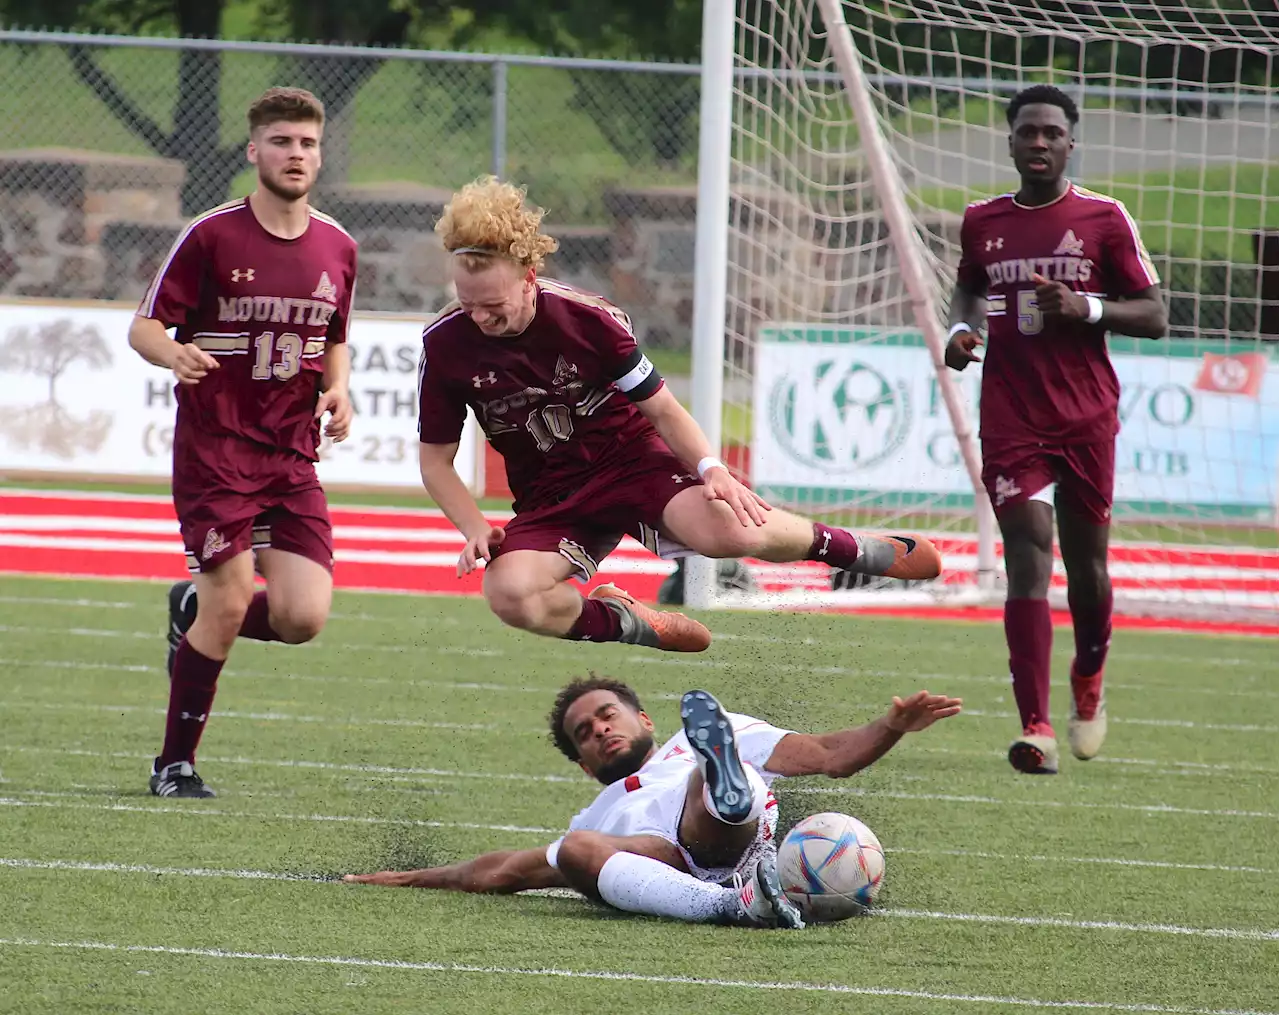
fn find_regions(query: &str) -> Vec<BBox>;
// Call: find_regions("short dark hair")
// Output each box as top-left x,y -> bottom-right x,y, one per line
248,87 -> 325,132
1006,84 -> 1079,128
548,675 -> 643,763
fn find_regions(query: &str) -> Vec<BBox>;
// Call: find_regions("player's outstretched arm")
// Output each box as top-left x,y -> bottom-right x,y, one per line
343,847 -> 566,894
634,385 -> 771,526
762,691 -> 963,780
419,442 -> 506,576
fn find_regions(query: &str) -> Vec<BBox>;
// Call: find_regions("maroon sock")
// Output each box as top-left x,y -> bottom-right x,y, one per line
238,590 -> 282,643
159,637 -> 225,767
566,597 -> 624,643
1069,588 -> 1113,678
806,522 -> 860,570
1004,598 -> 1053,731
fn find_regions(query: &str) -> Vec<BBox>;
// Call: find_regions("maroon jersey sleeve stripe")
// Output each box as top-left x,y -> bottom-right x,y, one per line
139,200 -> 243,319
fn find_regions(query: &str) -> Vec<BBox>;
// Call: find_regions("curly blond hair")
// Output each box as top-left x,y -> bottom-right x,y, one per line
435,176 -> 559,272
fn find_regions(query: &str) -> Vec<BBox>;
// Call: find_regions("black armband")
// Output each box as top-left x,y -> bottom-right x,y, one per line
612,349 -> 663,401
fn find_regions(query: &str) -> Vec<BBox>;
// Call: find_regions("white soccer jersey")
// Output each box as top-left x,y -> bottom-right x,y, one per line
550,712 -> 795,882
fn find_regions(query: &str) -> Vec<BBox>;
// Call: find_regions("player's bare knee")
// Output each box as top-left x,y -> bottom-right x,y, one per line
271,608 -> 326,644
1004,538 -> 1053,599
485,585 -> 544,631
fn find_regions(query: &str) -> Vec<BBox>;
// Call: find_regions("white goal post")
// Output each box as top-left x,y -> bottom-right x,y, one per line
687,0 -> 1279,623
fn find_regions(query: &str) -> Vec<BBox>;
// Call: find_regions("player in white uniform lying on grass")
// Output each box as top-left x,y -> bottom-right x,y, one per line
346,677 -> 961,928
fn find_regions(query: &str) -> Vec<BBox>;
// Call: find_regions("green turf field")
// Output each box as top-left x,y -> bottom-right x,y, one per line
0,574 -> 1275,1014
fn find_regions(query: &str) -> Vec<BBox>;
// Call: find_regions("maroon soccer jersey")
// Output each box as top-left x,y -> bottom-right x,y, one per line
140,198 -> 358,461
418,278 -> 666,510
955,183 -> 1160,443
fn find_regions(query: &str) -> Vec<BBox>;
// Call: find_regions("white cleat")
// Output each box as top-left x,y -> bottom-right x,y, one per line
1068,696 -> 1108,761
1008,730 -> 1059,775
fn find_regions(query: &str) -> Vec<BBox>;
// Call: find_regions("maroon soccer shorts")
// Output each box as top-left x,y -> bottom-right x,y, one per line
172,432 -> 334,575
980,437 -> 1116,525
493,446 -> 701,581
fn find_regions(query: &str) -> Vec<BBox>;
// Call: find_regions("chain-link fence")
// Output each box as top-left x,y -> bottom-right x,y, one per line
0,30 -> 1273,350
0,31 -> 705,347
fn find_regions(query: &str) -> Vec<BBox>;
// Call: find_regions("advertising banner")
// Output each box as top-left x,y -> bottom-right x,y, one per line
752,327 -> 1278,520
0,301 -> 480,491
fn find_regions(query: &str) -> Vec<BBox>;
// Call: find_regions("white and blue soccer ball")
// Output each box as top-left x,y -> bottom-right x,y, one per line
777,811 -> 885,922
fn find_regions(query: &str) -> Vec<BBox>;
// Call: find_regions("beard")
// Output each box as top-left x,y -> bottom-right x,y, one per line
260,168 -> 312,202
592,733 -> 655,786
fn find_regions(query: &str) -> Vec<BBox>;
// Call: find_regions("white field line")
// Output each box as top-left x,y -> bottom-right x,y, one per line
0,746 -> 590,784
791,785 -> 1276,819
0,617 -> 1274,696
0,938 -> 1275,1012
0,757 -> 1271,822
2,839 -> 1269,880
0,701 -> 523,733
0,797 -> 559,835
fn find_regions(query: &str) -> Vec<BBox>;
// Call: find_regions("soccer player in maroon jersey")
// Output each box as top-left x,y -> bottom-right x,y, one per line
418,176 -> 943,653
127,87 -> 359,798
945,85 -> 1167,775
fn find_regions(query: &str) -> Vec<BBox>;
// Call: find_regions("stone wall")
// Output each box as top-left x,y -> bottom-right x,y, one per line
0,149 -> 960,347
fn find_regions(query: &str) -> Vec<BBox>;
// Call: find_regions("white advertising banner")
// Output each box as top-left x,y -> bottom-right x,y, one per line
0,301 -> 480,490
752,327 -> 1278,519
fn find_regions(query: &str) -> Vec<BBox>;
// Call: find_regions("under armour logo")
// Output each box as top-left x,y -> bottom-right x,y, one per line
672,474 -> 687,484
231,268 -> 255,282
179,712 -> 208,723
985,238 -> 1004,252
472,371 -> 497,388
817,530 -> 832,556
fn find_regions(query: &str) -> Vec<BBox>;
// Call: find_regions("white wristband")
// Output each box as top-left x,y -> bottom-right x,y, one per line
696,456 -> 724,479
1084,295 -> 1104,324
947,322 -> 973,340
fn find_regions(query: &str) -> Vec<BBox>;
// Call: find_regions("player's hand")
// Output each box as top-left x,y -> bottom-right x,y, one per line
458,525 -> 505,577
170,343 -> 219,385
944,329 -> 983,370
702,465 -> 772,527
1031,272 -> 1088,320
315,387 -> 353,443
885,690 -> 963,733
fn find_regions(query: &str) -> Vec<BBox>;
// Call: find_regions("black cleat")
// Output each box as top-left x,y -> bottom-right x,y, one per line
149,758 -> 216,798
680,689 -> 754,823
166,580 -> 198,678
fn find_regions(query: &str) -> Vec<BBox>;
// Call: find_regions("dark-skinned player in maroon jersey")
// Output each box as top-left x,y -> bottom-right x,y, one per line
945,85 -> 1167,775
417,176 -> 943,654
127,87 -> 358,798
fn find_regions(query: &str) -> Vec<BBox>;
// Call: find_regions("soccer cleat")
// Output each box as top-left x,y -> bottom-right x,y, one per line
589,583 -> 711,653
1008,723 -> 1059,775
680,689 -> 754,823
166,579 -> 198,678
732,853 -> 806,929
149,758 -> 216,798
1068,661 -> 1108,761
877,534 -> 943,581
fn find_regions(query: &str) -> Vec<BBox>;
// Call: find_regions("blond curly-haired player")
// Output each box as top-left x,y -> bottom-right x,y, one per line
417,176 -> 943,652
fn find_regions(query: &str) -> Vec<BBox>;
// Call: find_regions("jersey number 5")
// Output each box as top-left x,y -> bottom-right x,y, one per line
526,403 -> 575,452
1017,290 -> 1043,336
252,331 -> 303,381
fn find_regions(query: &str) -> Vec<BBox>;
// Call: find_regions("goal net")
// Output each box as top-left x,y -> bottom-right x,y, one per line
692,0 -> 1278,624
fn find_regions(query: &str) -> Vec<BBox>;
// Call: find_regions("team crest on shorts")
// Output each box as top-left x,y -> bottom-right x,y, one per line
202,528 -> 230,561
993,475 -> 1022,507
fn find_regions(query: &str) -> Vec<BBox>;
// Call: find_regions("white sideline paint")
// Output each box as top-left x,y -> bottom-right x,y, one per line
0,938 -> 1274,1012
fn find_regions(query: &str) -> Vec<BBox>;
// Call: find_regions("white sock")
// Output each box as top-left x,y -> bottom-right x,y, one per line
596,852 -> 736,923
700,762 -> 767,825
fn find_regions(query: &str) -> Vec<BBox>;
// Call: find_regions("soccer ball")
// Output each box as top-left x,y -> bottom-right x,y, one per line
777,811 -> 885,922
